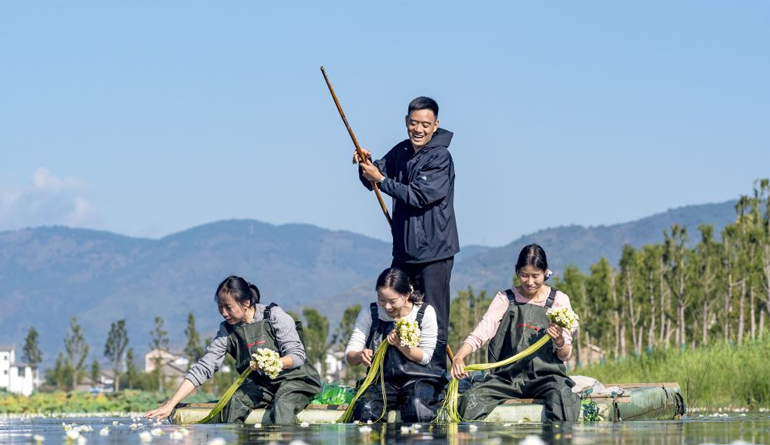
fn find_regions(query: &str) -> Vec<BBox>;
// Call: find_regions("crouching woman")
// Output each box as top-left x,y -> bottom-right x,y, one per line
450,244 -> 581,422
345,267 -> 446,423
145,276 -> 322,425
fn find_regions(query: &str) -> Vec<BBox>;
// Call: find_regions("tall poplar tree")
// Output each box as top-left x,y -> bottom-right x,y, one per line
64,317 -> 89,389
333,304 -> 363,382
22,327 -> 43,369
302,307 -> 330,376
104,319 -> 129,391
149,316 -> 169,391
184,312 -> 205,366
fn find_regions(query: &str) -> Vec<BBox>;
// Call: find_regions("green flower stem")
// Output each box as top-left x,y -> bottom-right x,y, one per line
338,342 -> 390,423
194,367 -> 253,424
437,335 -> 552,423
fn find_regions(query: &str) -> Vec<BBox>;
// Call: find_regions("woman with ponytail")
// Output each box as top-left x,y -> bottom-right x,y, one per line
344,267 -> 445,423
145,276 -> 322,425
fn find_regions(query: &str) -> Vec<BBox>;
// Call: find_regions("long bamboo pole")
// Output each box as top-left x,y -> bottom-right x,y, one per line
320,66 -> 392,226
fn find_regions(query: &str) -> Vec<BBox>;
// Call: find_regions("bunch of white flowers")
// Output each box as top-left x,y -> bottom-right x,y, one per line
396,318 -> 421,348
251,348 -> 282,379
546,306 -> 580,332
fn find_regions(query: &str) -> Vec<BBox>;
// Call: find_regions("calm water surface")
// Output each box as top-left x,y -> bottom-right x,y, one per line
1,414 -> 769,445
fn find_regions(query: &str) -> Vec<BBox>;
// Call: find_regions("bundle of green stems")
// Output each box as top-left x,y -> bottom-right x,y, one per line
194,367 -> 253,424
436,335 -> 552,423
337,342 -> 390,423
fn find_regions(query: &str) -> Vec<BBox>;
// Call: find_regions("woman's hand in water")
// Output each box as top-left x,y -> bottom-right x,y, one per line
450,357 -> 468,380
145,401 -> 175,420
358,349 -> 374,367
546,323 -> 566,347
386,329 -> 402,347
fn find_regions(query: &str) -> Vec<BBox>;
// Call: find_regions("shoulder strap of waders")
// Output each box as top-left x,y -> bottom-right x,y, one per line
487,291 -> 515,363
365,302 -> 379,350
263,302 -> 307,344
545,288 -> 557,309
264,302 -> 278,320
416,303 -> 427,325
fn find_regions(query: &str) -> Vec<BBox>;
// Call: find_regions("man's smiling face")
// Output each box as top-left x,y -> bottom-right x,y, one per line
405,109 -> 439,151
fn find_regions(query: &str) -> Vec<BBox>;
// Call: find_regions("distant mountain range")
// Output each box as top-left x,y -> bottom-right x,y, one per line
0,200 -> 737,368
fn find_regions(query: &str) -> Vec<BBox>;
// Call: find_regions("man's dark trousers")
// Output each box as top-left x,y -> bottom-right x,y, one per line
391,256 -> 453,366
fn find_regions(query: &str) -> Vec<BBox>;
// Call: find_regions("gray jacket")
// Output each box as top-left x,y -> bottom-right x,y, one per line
360,128 -> 460,263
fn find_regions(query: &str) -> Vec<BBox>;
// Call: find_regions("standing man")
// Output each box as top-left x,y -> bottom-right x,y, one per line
354,96 -> 459,368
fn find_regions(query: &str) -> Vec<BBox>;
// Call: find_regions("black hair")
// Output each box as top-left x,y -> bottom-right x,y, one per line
515,244 -> 549,276
215,275 -> 260,307
407,96 -> 439,119
375,267 -> 423,305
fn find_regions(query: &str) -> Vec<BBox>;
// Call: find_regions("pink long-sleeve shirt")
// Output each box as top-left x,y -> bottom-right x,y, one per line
462,286 -> 574,353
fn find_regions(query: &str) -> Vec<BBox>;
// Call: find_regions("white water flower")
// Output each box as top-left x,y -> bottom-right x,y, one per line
253,423 -> 262,429
251,348 -> 283,379
468,424 -> 478,432
33,435 -> 44,443
66,430 -> 81,441
358,426 -> 373,434
169,431 -> 184,440
300,421 -> 310,428
208,438 -> 226,445
76,437 -> 87,445
112,421 -> 120,426
150,428 -> 163,437
138,431 -> 153,442
396,319 -> 421,348
520,435 -> 546,445
546,307 -> 580,332
99,427 -> 109,436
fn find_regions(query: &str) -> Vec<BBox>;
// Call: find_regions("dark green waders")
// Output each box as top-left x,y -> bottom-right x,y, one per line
352,303 -> 448,423
218,303 -> 322,425
458,288 -> 581,422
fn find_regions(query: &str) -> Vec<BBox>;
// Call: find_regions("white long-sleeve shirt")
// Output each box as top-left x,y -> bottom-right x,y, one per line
345,303 -> 437,366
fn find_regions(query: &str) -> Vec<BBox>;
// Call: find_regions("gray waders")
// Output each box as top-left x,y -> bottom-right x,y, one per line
219,303 -> 322,425
352,303 -> 447,423
458,288 -> 581,422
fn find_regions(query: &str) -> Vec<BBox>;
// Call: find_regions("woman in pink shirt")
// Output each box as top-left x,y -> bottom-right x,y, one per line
450,244 -> 580,422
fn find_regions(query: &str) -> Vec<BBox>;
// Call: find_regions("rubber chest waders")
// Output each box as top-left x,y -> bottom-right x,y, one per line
220,303 -> 322,425
458,288 -> 581,422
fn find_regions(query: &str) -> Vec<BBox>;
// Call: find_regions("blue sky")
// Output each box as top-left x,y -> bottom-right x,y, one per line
1,1 -> 768,247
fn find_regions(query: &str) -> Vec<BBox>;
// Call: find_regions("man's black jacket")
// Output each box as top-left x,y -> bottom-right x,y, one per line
359,128 -> 460,264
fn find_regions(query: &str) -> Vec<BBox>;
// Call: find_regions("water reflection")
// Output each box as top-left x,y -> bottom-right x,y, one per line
1,414 -> 769,445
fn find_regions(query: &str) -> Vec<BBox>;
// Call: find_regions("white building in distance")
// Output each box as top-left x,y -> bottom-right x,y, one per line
0,345 -> 38,396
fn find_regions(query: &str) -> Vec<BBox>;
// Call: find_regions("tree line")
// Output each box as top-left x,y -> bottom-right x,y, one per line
554,179 -> 770,363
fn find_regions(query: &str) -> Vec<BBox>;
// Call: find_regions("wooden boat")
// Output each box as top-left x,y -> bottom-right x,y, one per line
172,382 -> 685,424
